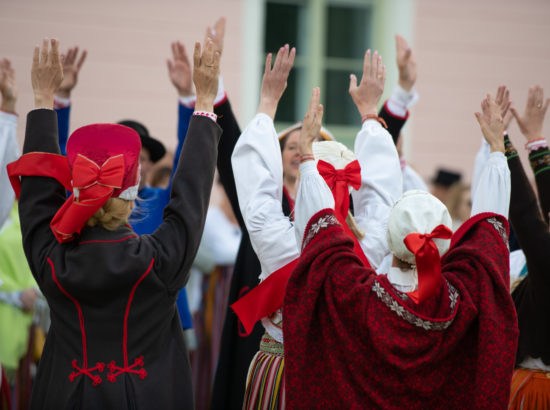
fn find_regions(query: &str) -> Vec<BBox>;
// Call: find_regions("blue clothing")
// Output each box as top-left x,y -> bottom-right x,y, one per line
54,101 -> 195,329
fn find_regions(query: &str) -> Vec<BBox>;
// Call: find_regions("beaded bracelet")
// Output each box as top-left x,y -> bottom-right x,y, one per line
300,154 -> 315,163
361,114 -> 388,129
193,111 -> 217,122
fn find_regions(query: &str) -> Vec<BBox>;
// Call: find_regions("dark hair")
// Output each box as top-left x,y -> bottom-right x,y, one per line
279,127 -> 302,152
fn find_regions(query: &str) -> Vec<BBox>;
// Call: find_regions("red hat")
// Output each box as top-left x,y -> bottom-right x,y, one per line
8,124 -> 141,243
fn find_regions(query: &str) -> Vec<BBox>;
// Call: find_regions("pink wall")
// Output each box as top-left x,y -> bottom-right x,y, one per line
411,0 -> 550,183
0,0 -> 243,153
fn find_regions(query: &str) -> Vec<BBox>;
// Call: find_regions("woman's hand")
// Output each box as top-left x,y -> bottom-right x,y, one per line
32,38 -> 64,109
258,44 -> 296,120
192,39 -> 221,112
511,85 -> 549,141
299,87 -> 323,157
475,94 -> 505,153
56,46 -> 87,99
349,50 -> 386,118
0,58 -> 17,113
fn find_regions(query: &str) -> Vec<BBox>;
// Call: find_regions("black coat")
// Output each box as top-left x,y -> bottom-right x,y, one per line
19,109 -> 221,409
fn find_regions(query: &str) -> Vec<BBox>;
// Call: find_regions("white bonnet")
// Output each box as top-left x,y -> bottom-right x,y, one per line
386,190 -> 452,265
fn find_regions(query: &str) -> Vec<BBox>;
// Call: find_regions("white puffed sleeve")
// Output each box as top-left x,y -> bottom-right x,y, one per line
0,111 -> 18,228
231,113 -> 299,281
352,120 -> 403,272
471,150 -> 510,218
294,160 -> 335,246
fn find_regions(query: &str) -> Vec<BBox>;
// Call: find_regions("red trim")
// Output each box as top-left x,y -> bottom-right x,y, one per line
382,100 -> 409,120
214,92 -> 228,108
301,208 -> 341,249
48,258 -> 105,385
107,258 -> 154,382
79,235 -> 138,245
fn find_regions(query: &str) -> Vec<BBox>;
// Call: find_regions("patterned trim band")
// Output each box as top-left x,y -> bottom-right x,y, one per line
302,212 -> 340,250
504,136 -> 518,160
372,280 -> 459,331
193,111 -> 217,123
529,147 -> 550,176
259,333 -> 285,357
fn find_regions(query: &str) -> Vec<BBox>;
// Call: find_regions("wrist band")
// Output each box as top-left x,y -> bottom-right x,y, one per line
525,138 -> 547,152
300,154 -> 315,163
361,114 -> 388,128
193,111 -> 217,122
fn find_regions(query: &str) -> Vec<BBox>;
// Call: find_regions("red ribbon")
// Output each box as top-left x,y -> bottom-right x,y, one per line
317,159 -> 361,222
231,259 -> 298,336
8,152 -> 125,243
403,224 -> 453,304
51,154 -> 125,243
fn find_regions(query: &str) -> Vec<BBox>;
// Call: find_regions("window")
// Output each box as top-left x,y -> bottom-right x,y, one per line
263,0 -> 374,145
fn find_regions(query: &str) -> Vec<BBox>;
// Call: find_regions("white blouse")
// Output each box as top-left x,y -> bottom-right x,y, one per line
0,111 -> 19,229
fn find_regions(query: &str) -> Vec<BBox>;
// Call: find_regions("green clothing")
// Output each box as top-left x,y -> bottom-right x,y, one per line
0,204 -> 36,371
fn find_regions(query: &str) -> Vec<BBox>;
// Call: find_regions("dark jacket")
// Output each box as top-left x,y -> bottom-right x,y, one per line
19,109 -> 221,409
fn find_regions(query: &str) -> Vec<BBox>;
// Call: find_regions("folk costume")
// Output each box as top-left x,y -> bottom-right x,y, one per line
283,127 -> 518,409
505,137 -> 550,408
54,97 -> 195,329
230,114 -> 402,408
7,108 -> 220,409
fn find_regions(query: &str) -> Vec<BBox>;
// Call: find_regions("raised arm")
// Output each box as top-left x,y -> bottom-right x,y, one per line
505,86 -> 550,283
0,58 -> 19,227
348,50 -> 402,271
18,39 -> 66,275
54,46 -> 86,155
470,89 -> 511,218
167,40 -> 194,178
512,85 -> 550,223
231,45 -> 299,277
149,40 -> 222,291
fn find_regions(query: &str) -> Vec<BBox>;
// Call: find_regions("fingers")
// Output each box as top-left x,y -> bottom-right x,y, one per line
349,74 -> 358,92
372,50 -> 378,78
544,97 -> 550,113
264,53 -> 272,74
308,87 -> 320,114
167,59 -> 174,74
50,39 -> 60,66
40,38 -> 49,64
510,106 -> 521,124
214,17 -> 226,40
76,50 -> 87,69
193,42 -> 201,68
363,49 -> 371,81
287,46 -> 296,70
272,45 -> 286,72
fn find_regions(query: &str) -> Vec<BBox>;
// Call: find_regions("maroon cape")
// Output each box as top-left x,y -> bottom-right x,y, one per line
283,209 -> 518,409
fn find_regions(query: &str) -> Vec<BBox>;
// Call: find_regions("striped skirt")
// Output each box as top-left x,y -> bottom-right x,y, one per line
509,368 -> 550,409
243,333 -> 285,410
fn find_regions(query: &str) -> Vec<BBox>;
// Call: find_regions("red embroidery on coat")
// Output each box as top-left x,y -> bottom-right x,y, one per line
48,258 -> 105,385
107,258 -> 154,382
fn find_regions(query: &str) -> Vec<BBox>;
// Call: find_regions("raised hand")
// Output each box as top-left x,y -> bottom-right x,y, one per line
32,38 -> 64,109
193,39 -> 221,112
299,87 -> 323,156
511,85 -> 550,141
56,46 -> 86,99
258,44 -> 296,120
475,94 -> 504,153
204,17 -> 226,57
494,85 -> 513,131
0,58 -> 17,113
167,41 -> 193,97
349,50 -> 386,118
395,35 -> 416,92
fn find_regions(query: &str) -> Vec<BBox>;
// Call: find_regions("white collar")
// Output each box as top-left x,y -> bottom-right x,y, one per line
388,266 -> 418,293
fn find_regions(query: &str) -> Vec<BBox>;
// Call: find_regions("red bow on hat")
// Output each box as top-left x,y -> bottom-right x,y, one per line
50,154 -> 125,243
317,159 -> 361,222
8,152 -> 125,243
403,224 -> 453,304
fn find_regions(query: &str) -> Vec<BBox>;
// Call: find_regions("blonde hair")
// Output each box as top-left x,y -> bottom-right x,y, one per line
87,198 -> 134,230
